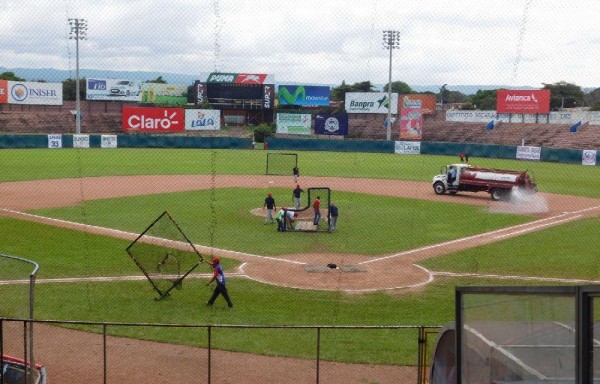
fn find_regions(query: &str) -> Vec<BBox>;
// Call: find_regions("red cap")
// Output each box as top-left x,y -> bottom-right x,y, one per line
296,184 -> 300,188
268,192 -> 272,196
211,257 -> 220,265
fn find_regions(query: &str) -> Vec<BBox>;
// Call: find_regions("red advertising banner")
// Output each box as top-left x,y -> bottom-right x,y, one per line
0,80 -> 9,104
400,106 -> 423,139
497,89 -> 551,113
234,73 -> 268,84
122,107 -> 185,132
399,94 -> 437,115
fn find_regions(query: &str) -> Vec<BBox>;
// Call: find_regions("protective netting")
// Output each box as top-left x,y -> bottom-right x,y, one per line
266,152 -> 298,176
126,211 -> 205,300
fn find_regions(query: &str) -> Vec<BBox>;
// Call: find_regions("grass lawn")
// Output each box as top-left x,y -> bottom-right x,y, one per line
30,188 -> 532,256
1,148 -> 600,197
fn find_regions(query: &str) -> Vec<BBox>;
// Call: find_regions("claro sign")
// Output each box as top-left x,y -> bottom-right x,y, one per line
122,107 -> 185,132
497,89 -> 551,114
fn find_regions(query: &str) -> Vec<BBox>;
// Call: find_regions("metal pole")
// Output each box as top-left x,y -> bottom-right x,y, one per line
386,44 -> 393,141
75,27 -> 81,135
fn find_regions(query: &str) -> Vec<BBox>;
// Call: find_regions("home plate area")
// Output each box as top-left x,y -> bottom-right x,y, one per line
303,264 -> 367,273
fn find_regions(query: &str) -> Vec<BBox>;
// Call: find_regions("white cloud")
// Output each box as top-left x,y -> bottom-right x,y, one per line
1,0 -> 599,88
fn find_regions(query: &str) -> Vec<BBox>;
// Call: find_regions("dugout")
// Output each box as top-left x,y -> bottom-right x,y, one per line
195,73 -> 275,126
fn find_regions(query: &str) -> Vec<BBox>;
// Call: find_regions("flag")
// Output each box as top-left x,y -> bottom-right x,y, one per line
485,120 -> 495,130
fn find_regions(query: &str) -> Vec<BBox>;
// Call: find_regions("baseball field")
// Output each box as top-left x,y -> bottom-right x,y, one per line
2,148 -> 600,382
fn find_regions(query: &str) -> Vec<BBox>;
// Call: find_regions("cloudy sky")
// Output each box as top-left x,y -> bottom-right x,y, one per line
1,0 -> 599,88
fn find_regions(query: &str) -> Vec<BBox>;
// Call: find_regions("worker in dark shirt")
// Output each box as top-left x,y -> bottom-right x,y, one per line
263,192 -> 276,224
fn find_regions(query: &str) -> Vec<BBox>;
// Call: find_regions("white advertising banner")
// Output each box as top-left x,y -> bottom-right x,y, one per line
345,92 -> 398,114
446,110 -> 498,122
184,109 -> 221,130
86,78 -> 142,101
276,113 -> 312,135
73,134 -> 90,148
446,110 -> 600,125
48,134 -> 63,148
8,81 -> 63,105
516,145 -> 541,161
101,135 -> 118,148
394,141 -> 421,155
582,150 -> 597,166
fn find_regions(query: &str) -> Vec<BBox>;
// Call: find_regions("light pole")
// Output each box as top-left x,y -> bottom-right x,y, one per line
69,18 -> 87,135
440,84 -> 447,110
383,30 -> 400,141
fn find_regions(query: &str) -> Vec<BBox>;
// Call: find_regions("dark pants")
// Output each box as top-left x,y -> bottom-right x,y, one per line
208,283 -> 233,307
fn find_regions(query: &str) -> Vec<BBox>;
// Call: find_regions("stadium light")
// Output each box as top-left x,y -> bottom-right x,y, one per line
68,18 -> 87,135
383,30 -> 400,141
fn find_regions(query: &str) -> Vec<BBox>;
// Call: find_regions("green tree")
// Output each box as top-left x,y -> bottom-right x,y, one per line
0,71 -> 25,81
383,81 -> 414,94
62,78 -> 86,101
331,80 -> 377,101
466,89 -> 498,110
145,76 -> 167,84
542,81 -> 585,110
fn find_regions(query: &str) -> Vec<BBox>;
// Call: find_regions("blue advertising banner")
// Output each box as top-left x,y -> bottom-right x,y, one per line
278,85 -> 330,106
315,114 -> 348,135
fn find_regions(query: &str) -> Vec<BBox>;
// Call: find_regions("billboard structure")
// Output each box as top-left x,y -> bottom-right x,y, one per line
0,80 -> 63,105
344,92 -> 398,114
278,85 -> 330,106
400,96 -> 423,139
276,113 -> 312,135
399,94 -> 437,115
122,107 -> 185,133
86,78 -> 142,101
141,83 -> 188,106
202,72 -> 275,125
497,89 -> 551,114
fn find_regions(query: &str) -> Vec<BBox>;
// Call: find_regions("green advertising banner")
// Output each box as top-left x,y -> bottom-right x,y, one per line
141,83 -> 188,106
276,113 -> 312,135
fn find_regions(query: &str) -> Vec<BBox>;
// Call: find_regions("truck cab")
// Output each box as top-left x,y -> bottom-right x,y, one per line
432,164 -> 468,195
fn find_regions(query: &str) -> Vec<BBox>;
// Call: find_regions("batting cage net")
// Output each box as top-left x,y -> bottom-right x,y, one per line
284,187 -> 331,232
126,211 -> 205,300
266,152 -> 297,176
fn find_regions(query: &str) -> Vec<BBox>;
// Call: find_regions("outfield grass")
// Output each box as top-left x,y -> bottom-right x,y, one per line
30,188 -> 532,256
1,148 -> 600,197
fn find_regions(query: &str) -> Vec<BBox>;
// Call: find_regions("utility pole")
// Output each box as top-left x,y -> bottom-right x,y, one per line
69,18 -> 87,135
383,30 -> 400,141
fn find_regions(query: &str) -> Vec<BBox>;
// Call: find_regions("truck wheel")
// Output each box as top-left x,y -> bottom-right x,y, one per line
433,182 -> 446,195
490,188 -> 508,201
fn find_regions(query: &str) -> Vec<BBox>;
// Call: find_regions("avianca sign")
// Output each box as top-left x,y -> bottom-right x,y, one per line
497,89 -> 550,114
122,107 -> 185,132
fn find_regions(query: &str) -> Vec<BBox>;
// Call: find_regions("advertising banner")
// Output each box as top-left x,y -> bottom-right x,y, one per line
345,92 -> 398,114
141,83 -> 188,106
87,78 -> 142,101
7,81 -> 63,105
497,89 -> 551,114
73,134 -> 90,148
101,135 -> 118,148
263,84 -> 274,109
394,141 -> 421,155
516,145 -> 542,161
0,80 -> 8,104
185,109 -> 221,130
206,72 -> 271,84
122,107 -> 185,132
276,113 -> 312,135
582,150 -> 597,166
195,81 -> 206,105
399,94 -> 437,115
400,105 -> 423,140
278,85 -> 330,106
48,134 -> 62,148
315,114 -> 348,135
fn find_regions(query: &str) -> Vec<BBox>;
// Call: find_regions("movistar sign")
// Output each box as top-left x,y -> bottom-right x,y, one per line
278,85 -> 330,106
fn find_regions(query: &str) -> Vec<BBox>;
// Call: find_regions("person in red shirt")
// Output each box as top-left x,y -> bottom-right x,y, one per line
313,196 -> 321,226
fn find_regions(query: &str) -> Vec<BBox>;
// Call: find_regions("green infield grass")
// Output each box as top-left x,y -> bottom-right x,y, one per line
30,188 -> 532,257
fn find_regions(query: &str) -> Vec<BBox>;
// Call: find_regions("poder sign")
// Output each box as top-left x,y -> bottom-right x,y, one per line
497,89 -> 550,114
122,107 -> 185,132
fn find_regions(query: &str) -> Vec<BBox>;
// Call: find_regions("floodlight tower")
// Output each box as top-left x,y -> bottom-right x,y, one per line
382,30 -> 400,141
68,18 -> 87,135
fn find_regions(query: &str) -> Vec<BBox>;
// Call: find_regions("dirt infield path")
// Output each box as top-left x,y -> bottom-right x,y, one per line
3,175 -> 600,383
2,174 -> 600,291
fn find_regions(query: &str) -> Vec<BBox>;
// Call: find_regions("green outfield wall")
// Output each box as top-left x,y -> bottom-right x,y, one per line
0,134 -> 595,166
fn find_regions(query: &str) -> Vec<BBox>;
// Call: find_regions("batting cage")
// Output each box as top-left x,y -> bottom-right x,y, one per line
266,152 -> 297,175
126,211 -> 206,300
283,187 -> 331,232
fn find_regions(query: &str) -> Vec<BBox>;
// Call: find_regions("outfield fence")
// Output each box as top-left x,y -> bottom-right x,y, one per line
1,318 -> 440,384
